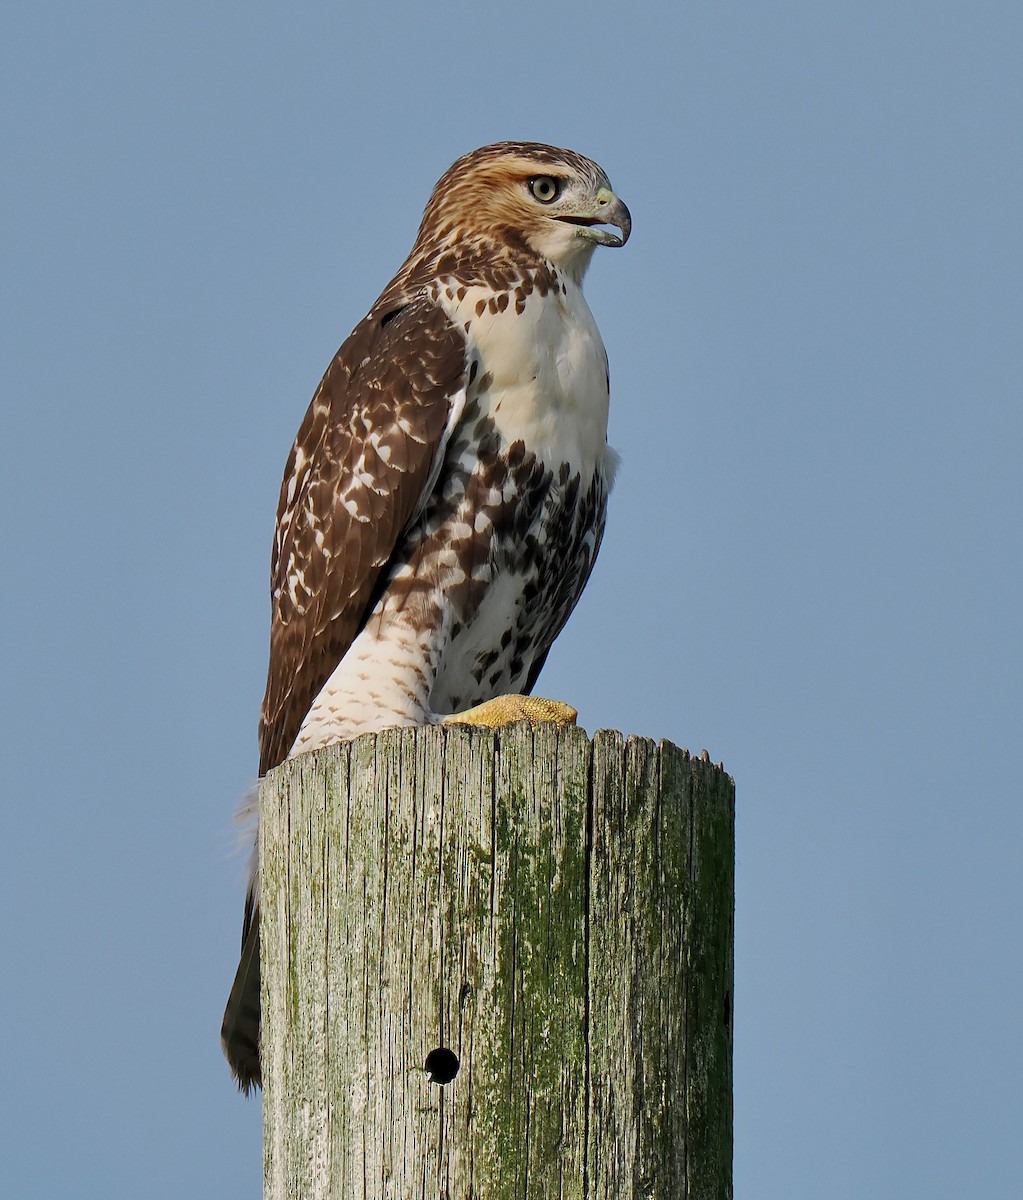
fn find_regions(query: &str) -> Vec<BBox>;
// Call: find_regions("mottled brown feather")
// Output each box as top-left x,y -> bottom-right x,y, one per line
258,298 -> 465,774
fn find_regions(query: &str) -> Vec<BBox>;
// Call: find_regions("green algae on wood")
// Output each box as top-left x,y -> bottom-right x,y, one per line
260,724 -> 734,1199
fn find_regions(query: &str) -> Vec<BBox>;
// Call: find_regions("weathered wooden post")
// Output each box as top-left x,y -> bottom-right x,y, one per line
260,724 -> 734,1199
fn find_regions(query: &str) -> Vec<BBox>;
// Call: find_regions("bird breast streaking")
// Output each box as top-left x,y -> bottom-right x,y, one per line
222,141 -> 630,1091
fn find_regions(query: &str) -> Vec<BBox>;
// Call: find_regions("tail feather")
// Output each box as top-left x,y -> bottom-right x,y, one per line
221,914 -> 262,1093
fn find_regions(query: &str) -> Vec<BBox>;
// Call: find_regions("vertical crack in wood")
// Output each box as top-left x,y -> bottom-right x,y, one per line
682,748 -> 695,1198
406,734 -> 419,1107
361,748 -> 371,1200
582,732 -> 594,1200
320,757 -> 332,1189
436,729 -> 447,1184
690,750 -> 700,1197
376,737 -> 390,1188
508,821 -> 518,1113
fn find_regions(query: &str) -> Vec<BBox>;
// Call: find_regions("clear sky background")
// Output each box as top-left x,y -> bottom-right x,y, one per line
2,2 -> 1020,1196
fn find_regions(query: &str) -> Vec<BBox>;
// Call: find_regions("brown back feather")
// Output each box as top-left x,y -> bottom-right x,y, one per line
258,297 -> 465,774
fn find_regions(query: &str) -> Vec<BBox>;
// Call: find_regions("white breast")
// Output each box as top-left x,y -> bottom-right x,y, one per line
438,277 -> 612,482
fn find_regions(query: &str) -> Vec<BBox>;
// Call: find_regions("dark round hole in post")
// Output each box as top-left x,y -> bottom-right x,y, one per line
425,1047 -> 459,1085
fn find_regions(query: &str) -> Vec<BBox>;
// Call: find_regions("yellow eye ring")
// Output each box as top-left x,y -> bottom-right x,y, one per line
529,176 -> 561,204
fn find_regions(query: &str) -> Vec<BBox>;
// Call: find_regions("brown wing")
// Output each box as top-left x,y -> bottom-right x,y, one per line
258,294 -> 467,774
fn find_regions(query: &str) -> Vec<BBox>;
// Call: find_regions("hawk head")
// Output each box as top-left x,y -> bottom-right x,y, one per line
410,141 -> 631,280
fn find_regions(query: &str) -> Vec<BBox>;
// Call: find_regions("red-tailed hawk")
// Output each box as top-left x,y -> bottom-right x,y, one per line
222,141 -> 630,1090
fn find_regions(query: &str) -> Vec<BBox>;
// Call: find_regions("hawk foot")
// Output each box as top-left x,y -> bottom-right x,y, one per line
442,694 -> 578,730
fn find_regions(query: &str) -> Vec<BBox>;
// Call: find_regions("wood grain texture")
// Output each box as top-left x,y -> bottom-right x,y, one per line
260,724 -> 733,1199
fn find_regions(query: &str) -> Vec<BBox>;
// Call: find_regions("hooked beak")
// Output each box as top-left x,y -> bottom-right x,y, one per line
554,186 -> 632,248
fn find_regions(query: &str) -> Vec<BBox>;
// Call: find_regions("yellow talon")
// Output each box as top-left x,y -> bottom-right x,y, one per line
442,694 -> 578,729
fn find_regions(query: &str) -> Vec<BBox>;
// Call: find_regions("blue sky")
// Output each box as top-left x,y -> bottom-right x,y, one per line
2,2 -> 1021,1196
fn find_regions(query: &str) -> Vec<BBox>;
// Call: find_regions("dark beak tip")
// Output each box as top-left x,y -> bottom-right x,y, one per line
612,199 -> 632,247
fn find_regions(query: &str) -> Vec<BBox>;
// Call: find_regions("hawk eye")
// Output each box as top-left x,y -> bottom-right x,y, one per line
529,176 -> 561,204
